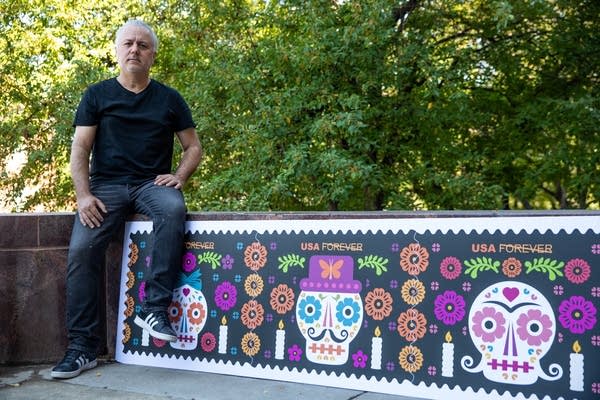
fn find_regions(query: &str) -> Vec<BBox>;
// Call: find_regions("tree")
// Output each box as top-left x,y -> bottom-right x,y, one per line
1,0 -> 598,211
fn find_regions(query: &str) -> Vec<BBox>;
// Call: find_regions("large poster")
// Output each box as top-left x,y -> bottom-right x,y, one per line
116,216 -> 599,400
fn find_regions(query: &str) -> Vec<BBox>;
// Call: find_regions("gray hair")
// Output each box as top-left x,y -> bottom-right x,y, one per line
115,19 -> 159,51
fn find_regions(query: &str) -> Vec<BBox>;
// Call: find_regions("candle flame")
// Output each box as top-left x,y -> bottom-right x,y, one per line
278,320 -> 285,330
221,316 -> 227,325
445,331 -> 452,343
572,340 -> 581,354
374,326 -> 381,338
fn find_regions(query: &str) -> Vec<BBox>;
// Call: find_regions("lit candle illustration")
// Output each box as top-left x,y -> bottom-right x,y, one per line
442,331 -> 454,377
569,341 -> 584,391
275,320 -> 285,360
218,316 -> 228,354
370,326 -> 382,370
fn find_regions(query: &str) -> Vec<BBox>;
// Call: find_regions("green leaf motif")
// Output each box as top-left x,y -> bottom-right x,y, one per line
197,251 -> 222,270
278,254 -> 306,273
524,257 -> 564,281
463,257 -> 500,279
357,255 -> 389,276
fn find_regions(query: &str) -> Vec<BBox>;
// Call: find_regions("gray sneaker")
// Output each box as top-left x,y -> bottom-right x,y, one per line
134,310 -> 177,342
51,349 -> 97,379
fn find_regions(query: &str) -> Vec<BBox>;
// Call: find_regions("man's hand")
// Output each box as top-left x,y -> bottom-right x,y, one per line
154,173 -> 184,190
77,194 -> 107,228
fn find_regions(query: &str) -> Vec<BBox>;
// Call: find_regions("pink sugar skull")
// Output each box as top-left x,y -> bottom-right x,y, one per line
461,281 -> 563,384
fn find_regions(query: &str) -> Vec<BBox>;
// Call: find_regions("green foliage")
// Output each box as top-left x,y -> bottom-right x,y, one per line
1,0 -> 599,211
464,257 -> 501,278
357,255 -> 389,276
277,254 -> 305,273
524,257 -> 564,281
197,251 -> 222,269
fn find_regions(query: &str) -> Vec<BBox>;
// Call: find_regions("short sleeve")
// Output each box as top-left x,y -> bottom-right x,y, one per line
73,86 -> 99,127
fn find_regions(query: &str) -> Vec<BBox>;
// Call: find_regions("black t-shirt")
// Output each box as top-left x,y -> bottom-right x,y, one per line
73,78 -> 196,185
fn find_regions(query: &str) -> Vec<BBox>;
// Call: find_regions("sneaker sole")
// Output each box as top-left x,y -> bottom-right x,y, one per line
50,359 -> 97,379
134,315 -> 177,342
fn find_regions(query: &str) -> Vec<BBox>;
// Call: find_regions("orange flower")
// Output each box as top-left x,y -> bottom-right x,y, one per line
124,295 -> 135,317
241,332 -> 261,356
398,345 -> 423,373
244,242 -> 268,271
400,243 -> 429,275
397,309 -> 427,341
364,288 -> 393,320
401,279 -> 426,306
187,302 -> 206,325
502,257 -> 522,278
241,300 -> 264,329
244,274 -> 264,297
270,284 -> 295,314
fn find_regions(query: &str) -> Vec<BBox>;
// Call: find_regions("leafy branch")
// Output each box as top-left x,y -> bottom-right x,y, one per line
198,251 -> 222,269
463,257 -> 500,279
525,257 -> 564,281
278,254 -> 305,273
357,255 -> 389,276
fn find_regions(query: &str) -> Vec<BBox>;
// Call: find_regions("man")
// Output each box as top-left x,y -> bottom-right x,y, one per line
51,19 -> 202,379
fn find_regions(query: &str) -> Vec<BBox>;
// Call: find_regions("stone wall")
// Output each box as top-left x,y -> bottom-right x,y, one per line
0,213 -> 124,365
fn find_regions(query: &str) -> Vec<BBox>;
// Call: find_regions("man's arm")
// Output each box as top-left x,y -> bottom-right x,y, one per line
154,127 -> 202,190
71,125 -> 107,228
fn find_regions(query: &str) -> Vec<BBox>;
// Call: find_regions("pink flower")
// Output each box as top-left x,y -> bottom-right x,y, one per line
516,309 -> 554,346
440,257 -> 462,280
565,258 -> 591,284
472,306 -> 506,342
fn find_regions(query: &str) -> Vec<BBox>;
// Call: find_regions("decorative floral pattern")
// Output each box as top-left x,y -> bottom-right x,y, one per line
516,309 -> 554,346
214,281 -> 237,311
434,290 -> 466,326
297,295 -> 322,324
501,257 -> 522,278
244,242 -> 268,271
365,288 -> 394,320
201,332 -> 216,352
352,350 -> 368,368
397,309 -> 427,341
471,306 -> 506,342
182,252 -> 196,272
244,274 -> 264,297
398,345 -> 423,373
400,243 -> 429,275
558,296 -> 597,334
120,224 -> 600,400
269,284 -> 295,314
241,300 -> 265,329
564,258 -> 591,284
241,332 -> 261,356
439,256 -> 462,280
336,298 -> 362,327
400,279 -> 426,306
288,344 -> 302,362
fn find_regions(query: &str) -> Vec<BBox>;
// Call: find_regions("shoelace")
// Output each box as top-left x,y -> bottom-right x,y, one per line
61,349 -> 84,364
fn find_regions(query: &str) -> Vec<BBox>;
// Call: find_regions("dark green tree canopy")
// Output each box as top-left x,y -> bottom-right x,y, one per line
1,0 -> 598,211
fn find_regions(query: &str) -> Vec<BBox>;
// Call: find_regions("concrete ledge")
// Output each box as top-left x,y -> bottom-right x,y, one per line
2,210 -> 599,365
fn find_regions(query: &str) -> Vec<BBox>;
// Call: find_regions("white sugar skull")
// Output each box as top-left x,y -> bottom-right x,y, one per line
461,281 -> 563,384
168,271 -> 208,350
296,256 -> 363,365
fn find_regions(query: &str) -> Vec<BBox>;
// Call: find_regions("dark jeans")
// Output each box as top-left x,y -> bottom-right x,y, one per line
65,180 -> 186,354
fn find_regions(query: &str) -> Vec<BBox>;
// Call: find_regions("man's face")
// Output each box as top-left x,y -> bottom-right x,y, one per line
115,25 -> 156,74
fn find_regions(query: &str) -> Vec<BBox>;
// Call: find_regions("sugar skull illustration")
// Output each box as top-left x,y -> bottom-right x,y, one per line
168,270 -> 208,350
296,255 -> 363,365
461,281 -> 563,384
